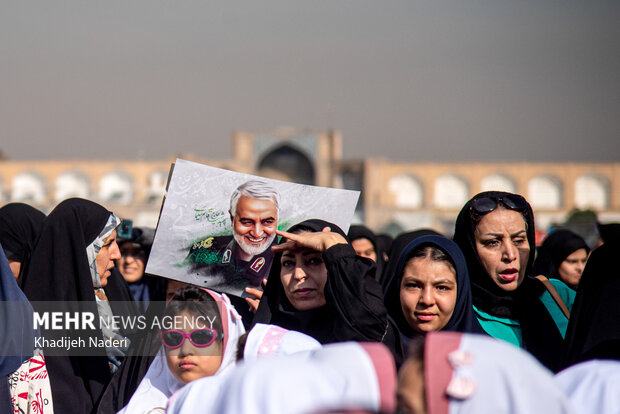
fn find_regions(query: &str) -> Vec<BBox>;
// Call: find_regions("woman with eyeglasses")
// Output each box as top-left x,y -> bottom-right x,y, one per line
118,286 -> 245,413
453,191 -> 575,372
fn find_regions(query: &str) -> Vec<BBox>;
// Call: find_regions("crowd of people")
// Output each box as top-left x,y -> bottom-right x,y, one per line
0,190 -> 618,413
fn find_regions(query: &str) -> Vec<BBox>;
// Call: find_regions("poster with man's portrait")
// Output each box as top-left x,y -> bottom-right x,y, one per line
146,159 -> 360,297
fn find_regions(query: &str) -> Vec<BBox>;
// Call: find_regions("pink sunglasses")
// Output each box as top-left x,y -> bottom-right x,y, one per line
162,328 -> 218,349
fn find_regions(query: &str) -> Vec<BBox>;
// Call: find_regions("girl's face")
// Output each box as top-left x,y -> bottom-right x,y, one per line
474,208 -> 530,291
400,257 -> 457,333
558,248 -> 588,288
164,310 -> 223,384
280,243 -> 328,311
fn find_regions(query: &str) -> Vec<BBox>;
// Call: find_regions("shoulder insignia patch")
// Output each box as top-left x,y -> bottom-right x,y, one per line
222,249 -> 232,264
250,257 -> 266,272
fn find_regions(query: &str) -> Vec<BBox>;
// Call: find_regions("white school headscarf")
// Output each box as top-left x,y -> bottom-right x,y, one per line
117,289 -> 245,414
242,323 -> 321,362
167,323 -> 321,413
555,360 -> 620,414
168,341 -> 397,414
422,332 -> 574,414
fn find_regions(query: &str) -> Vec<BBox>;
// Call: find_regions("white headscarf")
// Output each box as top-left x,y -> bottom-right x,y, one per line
167,323 -> 321,413
555,360 -> 620,414
87,214 -> 128,371
167,341 -> 397,414
117,289 -> 245,414
242,323 -> 321,362
422,332 -> 574,414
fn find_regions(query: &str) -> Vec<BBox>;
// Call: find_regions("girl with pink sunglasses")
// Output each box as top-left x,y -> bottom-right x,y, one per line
119,286 -> 245,413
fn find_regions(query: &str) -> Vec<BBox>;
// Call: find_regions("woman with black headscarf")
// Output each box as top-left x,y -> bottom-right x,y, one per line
21,198 -> 129,413
252,219 -> 401,361
564,239 -> 620,367
533,229 -> 590,290
0,203 -> 46,284
346,225 -> 386,283
453,191 -> 574,372
383,235 -> 483,352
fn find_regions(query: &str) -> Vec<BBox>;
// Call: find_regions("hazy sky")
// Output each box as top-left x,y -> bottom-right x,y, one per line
1,1 -> 619,162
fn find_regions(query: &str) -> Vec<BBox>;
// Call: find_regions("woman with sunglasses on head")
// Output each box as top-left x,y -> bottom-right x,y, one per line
453,191 -> 575,372
118,286 -> 245,414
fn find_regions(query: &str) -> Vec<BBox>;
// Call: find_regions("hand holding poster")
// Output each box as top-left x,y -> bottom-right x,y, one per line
146,159 -> 360,297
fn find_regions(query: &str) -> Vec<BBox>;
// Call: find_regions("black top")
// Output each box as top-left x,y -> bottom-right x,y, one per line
252,219 -> 401,361
453,191 -> 565,372
563,240 -> 620,367
21,198 -> 117,413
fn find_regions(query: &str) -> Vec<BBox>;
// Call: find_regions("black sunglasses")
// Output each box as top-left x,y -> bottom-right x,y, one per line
470,194 -> 528,214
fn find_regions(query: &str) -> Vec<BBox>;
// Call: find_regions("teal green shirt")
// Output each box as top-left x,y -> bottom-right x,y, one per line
539,278 -> 576,338
473,305 -> 522,347
474,279 -> 576,348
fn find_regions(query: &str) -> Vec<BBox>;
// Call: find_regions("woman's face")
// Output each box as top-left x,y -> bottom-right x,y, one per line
557,248 -> 588,288
474,208 -> 530,291
397,358 -> 426,414
95,230 -> 121,287
400,257 -> 457,333
164,310 -> 223,384
280,242 -> 328,311
118,241 -> 147,283
351,238 -> 377,262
